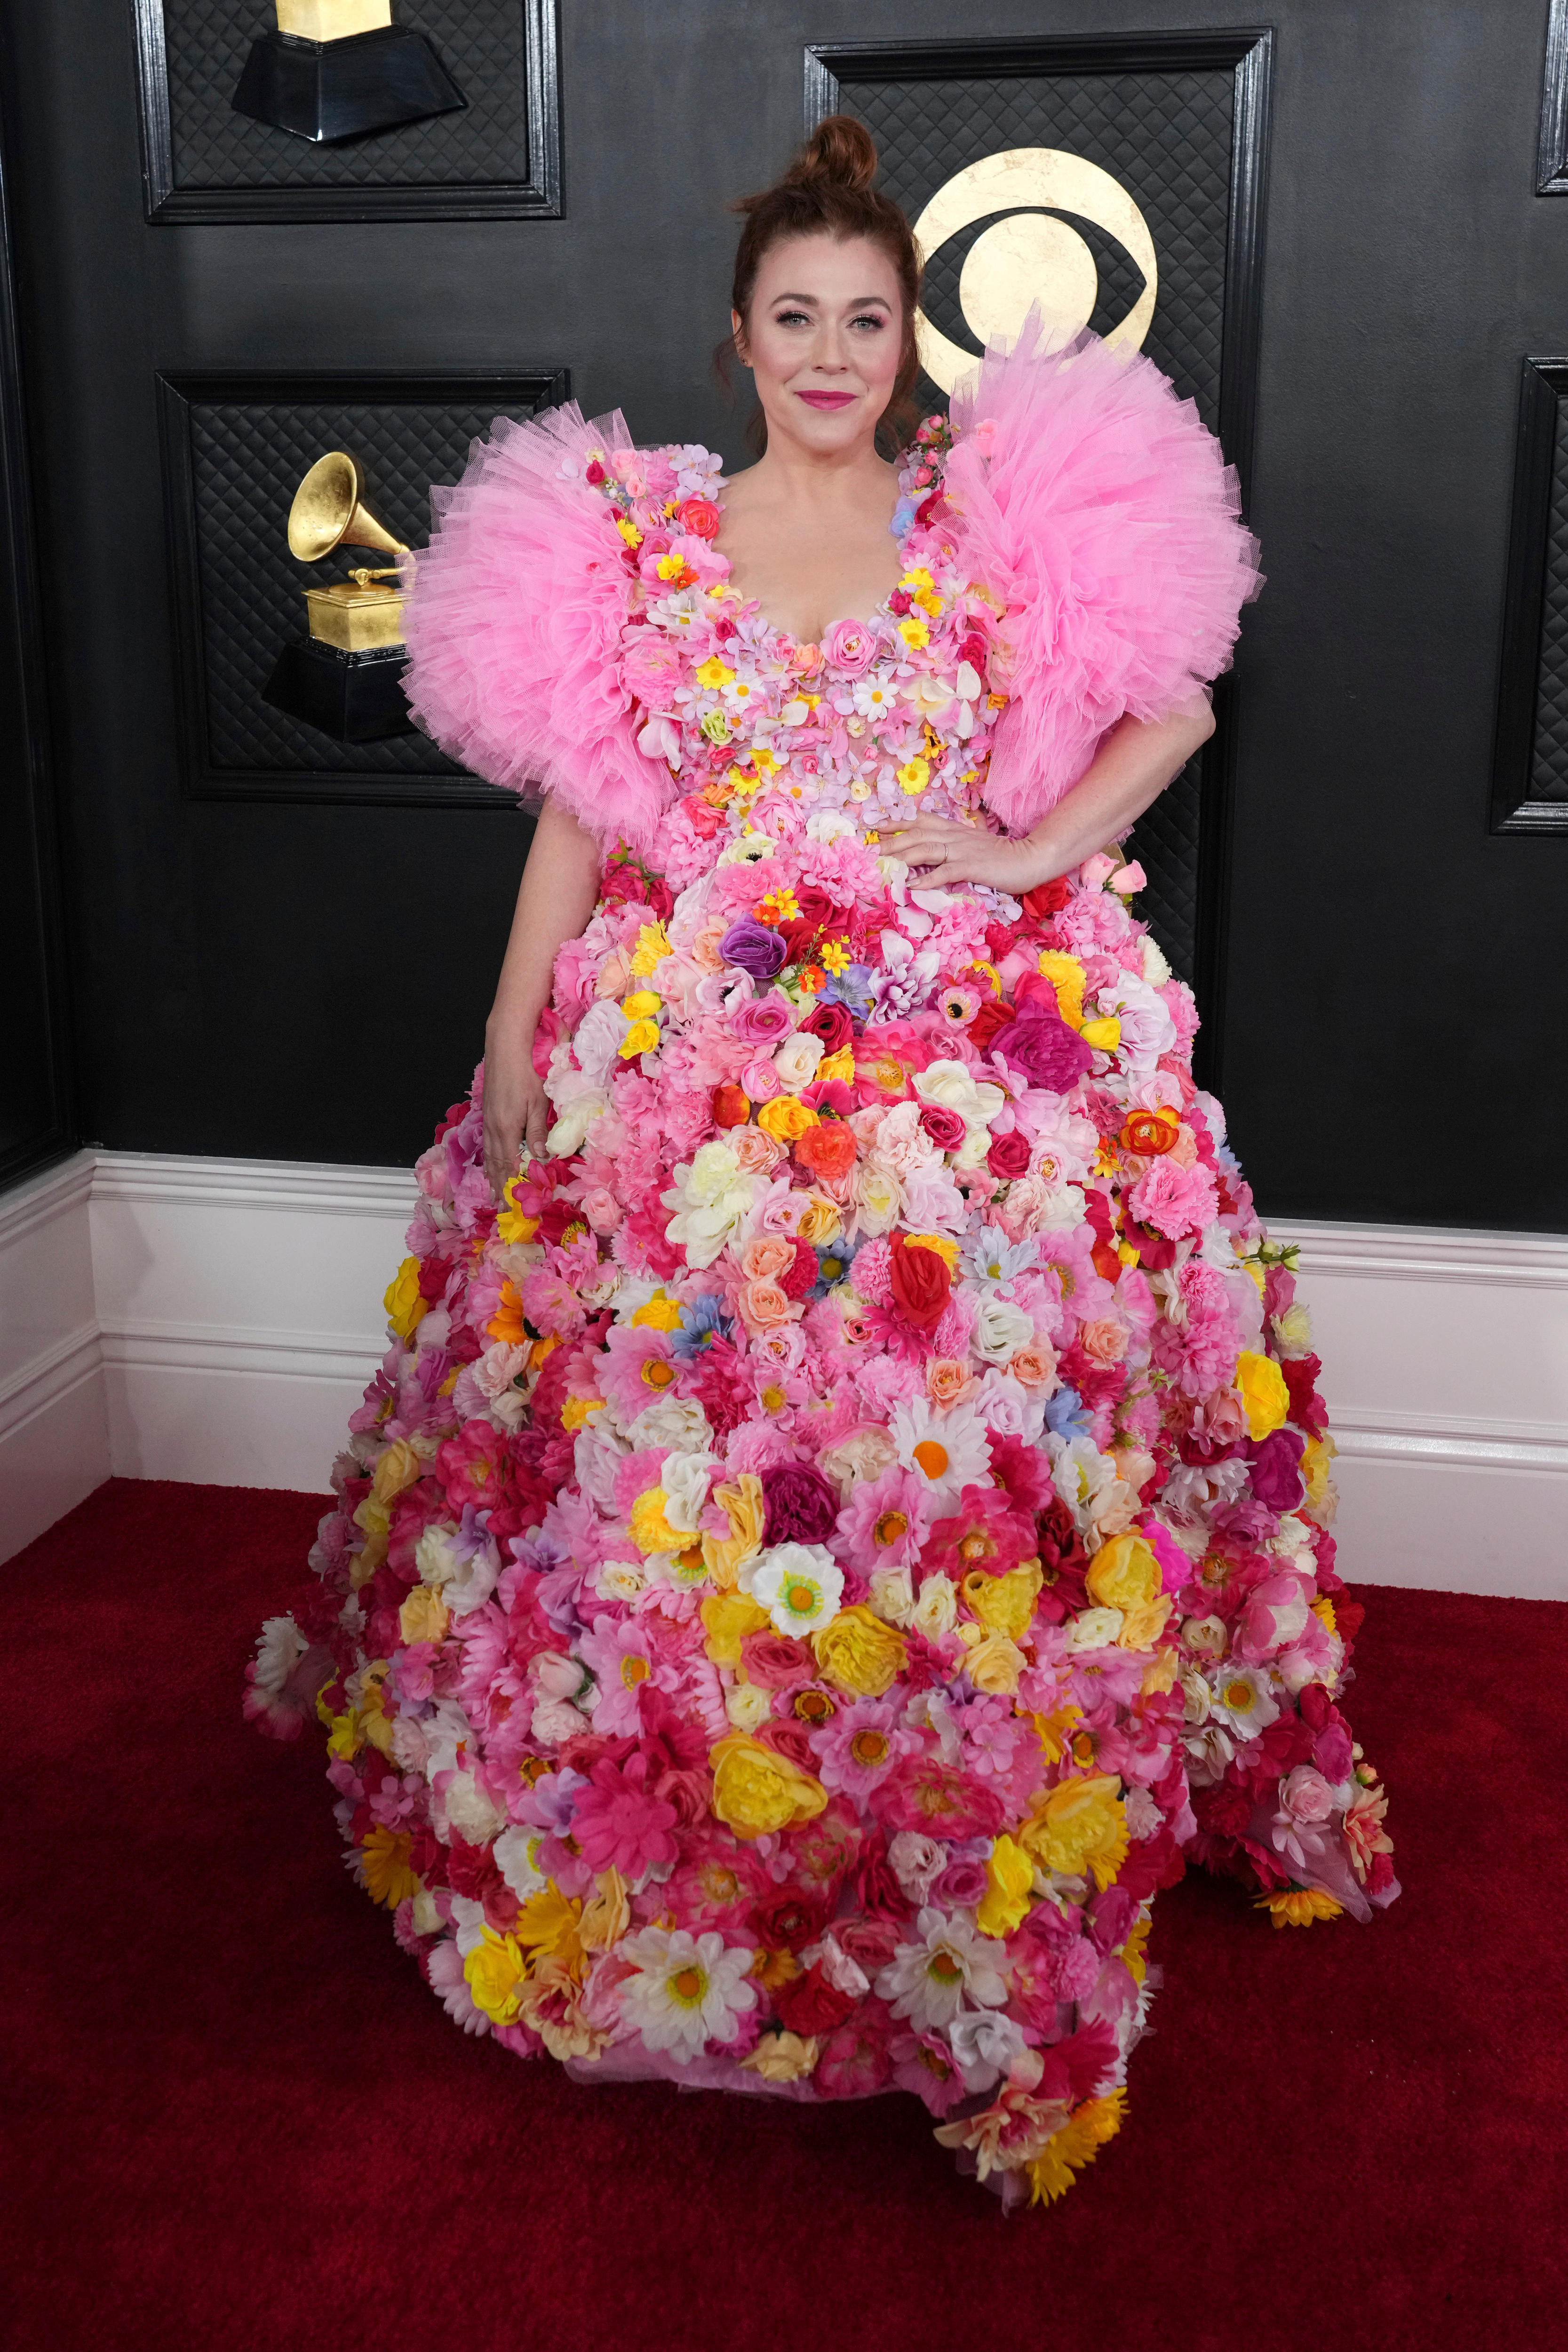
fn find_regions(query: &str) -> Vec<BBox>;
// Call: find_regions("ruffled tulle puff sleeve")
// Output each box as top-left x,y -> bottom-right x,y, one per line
399,404 -> 674,855
944,315 -> 1263,836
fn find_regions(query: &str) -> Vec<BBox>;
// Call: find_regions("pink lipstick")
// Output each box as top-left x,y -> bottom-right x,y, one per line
796,390 -> 857,409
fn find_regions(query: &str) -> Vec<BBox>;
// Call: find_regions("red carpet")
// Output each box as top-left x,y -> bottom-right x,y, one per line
3,1478 -> 1562,2350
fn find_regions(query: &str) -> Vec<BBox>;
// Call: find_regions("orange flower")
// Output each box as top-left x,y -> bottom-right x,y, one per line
794,1122 -> 857,1184
487,1279 -> 526,1345
713,1083 -> 751,1128
1121,1109 -> 1179,1156
798,965 -> 827,995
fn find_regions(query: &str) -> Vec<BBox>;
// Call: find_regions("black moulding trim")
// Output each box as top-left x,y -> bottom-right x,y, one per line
804,27 -> 1275,1097
1489,358 -> 1568,836
155,366 -> 567,810
130,0 -> 561,224
1539,0 -> 1568,194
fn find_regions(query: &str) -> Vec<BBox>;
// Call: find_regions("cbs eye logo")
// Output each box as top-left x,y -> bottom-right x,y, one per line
911,148 -> 1158,393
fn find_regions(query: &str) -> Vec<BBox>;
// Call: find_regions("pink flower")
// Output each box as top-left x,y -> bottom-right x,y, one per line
568,1750 -> 679,1876
813,2009 -> 893,2098
871,1752 -> 1006,1840
921,1484 -> 1035,1581
1281,1764 -> 1336,1824
578,1613 -> 658,1736
599,1323 -> 679,1420
821,616 -> 882,675
814,1700 -> 920,1804
832,1464 -> 931,1572
1128,1156 -> 1219,1241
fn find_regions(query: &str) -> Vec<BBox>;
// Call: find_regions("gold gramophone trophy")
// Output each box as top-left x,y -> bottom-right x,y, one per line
260,452 -> 418,742
233,4 -> 465,146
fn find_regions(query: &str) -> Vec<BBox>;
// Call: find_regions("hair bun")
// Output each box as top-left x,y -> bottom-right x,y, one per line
784,114 -> 879,196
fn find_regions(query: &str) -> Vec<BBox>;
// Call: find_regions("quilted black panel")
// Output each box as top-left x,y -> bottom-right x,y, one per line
162,0 -> 531,190
837,65 -> 1236,982
181,388 -> 547,777
1530,391 -> 1568,802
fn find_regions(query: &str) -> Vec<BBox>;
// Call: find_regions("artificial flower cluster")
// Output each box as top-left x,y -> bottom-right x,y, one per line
249,783 -> 1394,2207
576,426 -> 1006,892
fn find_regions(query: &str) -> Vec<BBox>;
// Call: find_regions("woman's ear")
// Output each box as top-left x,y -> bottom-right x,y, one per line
731,309 -> 751,369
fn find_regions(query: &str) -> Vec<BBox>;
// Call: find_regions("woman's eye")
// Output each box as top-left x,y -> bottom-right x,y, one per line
774,309 -> 810,327
851,313 -> 886,331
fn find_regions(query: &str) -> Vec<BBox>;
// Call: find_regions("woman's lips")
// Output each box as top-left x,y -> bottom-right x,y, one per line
796,390 -> 857,409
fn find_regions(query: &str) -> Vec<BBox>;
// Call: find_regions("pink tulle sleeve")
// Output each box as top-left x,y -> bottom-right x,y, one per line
399,403 -> 672,854
945,316 -> 1263,837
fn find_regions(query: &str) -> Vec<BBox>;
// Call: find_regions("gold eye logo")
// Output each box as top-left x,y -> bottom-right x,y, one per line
911,148 -> 1158,394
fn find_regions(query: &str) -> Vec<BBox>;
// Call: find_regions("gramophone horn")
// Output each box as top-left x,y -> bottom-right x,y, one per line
287,451 -> 409,563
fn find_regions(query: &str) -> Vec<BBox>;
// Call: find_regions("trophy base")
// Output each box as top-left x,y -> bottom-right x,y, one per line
232,27 -> 466,145
262,638 -> 417,742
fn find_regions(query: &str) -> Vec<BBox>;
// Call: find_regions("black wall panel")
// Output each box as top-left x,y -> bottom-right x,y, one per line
5,0 -> 1568,1224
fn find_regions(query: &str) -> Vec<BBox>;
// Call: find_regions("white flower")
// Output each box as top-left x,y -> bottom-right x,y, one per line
661,1142 -> 758,1268
1094,973 -> 1176,1073
875,1907 -> 1010,2033
949,2006 -> 1027,2093
868,1564 -> 917,1627
1208,1662 -> 1281,1735
596,1558 -> 647,1603
493,1825 -> 547,1901
250,1614 -> 307,1699
911,1574 -> 958,1640
772,1032 -> 824,1093
805,809 -> 856,843
972,1292 -> 1034,1364
618,1926 -> 758,2061
890,1396 -> 992,1505
912,1057 -> 1005,1131
853,1163 -> 904,1235
972,1369 -> 1047,1446
659,1447 -> 718,1534
887,1831 -> 946,1904
427,1934 -> 490,2035
532,1696 -> 589,1745
415,1524 -> 461,1589
1044,1433 -> 1121,1534
745,1542 -> 844,1637
726,1680 -> 774,1732
562,999 -> 628,1090
1123,1786 -> 1163,1840
575,1417 -> 629,1511
626,1394 -> 713,1456
443,1532 -> 501,1617
1066,1605 -> 1124,1652
1179,1668 -> 1213,1725
440,1768 -> 506,1846
1140,934 -> 1172,986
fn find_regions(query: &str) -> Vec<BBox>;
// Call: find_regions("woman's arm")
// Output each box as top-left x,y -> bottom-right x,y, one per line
887,702 -> 1215,895
481,797 -> 603,1203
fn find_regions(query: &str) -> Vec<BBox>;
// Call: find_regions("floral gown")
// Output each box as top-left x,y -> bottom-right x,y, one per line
248,322 -> 1397,2209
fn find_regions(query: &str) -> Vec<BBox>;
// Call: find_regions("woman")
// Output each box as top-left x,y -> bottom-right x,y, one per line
249,119 -> 1397,2210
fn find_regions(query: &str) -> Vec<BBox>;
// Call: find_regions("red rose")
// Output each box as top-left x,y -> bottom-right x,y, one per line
802,1000 -> 854,1055
584,460 -> 605,486
794,1121 -> 857,1184
968,998 -> 1014,1052
780,885 -> 847,957
986,1128 -> 1031,1179
918,1104 -> 968,1153
749,1886 -> 830,1953
888,1234 -> 951,1331
1022,877 -> 1072,921
713,1083 -> 750,1128
677,495 -> 721,540
774,1961 -> 854,2037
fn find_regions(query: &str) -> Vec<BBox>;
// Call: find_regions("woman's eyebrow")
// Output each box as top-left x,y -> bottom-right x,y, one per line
768,291 -> 893,307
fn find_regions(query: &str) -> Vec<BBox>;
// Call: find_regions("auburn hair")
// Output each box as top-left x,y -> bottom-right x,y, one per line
719,115 -> 923,456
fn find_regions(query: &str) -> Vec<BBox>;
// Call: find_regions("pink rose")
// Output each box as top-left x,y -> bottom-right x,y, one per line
621,632 -> 684,709
741,1234 -> 796,1283
740,1056 -> 781,1103
918,1104 -> 968,1154
739,1278 -> 796,1330
822,616 -> 882,675
732,1128 -> 786,1176
1127,1156 -> 1219,1241
1281,1764 -> 1336,1824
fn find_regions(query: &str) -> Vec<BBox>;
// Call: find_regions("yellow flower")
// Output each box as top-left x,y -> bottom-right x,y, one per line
496,1174 -> 540,1244
631,1288 -> 685,1331
619,1018 -> 661,1059
1019,1774 -> 1129,1891
906,1229 -> 959,1272
695,654 -> 734,688
1026,2090 -> 1128,2207
614,516 -> 642,549
358,1824 -> 419,1908
962,1558 -> 1043,1642
1085,1533 -> 1160,1613
699,1589 -> 770,1665
899,566 -> 934,591
812,1604 -> 907,1697
977,1833 -> 1035,1938
1256,1887 -> 1344,1928
1117,1595 -> 1173,1651
1235,1350 -> 1290,1439
898,617 -> 930,650
820,940 -> 851,975
756,887 -> 800,922
1031,1701 -> 1082,1764
1120,1916 -> 1151,1986
515,1881 -> 585,1970
1303,1433 -> 1337,1517
914,587 -> 943,618
709,1733 -> 829,1840
560,1395 -> 603,1431
464,1928 -> 529,2025
579,1867 -> 631,1952
817,1045 -> 856,1083
701,1473 -> 766,1589
629,1487 -> 684,1555
325,1707 -> 361,1763
383,1256 -> 427,1342
792,1192 -> 842,1246
1080,1016 -> 1121,1052
741,2030 -> 821,2083
966,1631 -> 1026,1693
398,1585 -> 450,1647
370,1438 -> 422,1507
622,989 -> 661,1019
897,755 -> 931,794
757,1096 -> 819,1143
1310,1594 -> 1337,1635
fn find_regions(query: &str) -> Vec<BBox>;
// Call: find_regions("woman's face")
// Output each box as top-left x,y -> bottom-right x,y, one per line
734,232 -> 905,455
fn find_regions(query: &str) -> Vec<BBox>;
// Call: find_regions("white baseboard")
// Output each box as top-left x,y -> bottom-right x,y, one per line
2,1153 -> 1566,1597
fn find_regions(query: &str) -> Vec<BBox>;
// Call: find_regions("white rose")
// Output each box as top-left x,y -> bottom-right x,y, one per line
441,1768 -> 506,1845
493,1825 -> 546,1900
596,1558 -> 647,1602
772,1032 -> 825,1093
659,1447 -> 717,1534
415,1524 -> 460,1589
1066,1606 -> 1124,1651
888,1830 -> 946,1902
868,1564 -> 917,1627
912,1575 -> 958,1640
854,1164 -> 904,1235
725,1681 -> 775,1733
973,1293 -> 1034,1364
1183,1613 -> 1229,1659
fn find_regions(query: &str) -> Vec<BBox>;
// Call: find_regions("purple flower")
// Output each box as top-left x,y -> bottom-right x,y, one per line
720,917 -> 788,979
929,1856 -> 990,1909
761,1462 -> 840,1546
1247,1428 -> 1307,1513
989,999 -> 1094,1092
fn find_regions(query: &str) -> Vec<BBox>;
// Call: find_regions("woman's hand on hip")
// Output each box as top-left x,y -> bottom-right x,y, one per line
482,1017 -> 550,1206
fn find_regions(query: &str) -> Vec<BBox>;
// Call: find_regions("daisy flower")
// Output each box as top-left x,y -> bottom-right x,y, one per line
745,1542 -> 844,1637
618,1925 -> 758,2061
814,1699 -> 920,1804
875,1906 -> 1010,2034
890,1395 -> 992,1506
1208,1661 -> 1281,1735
